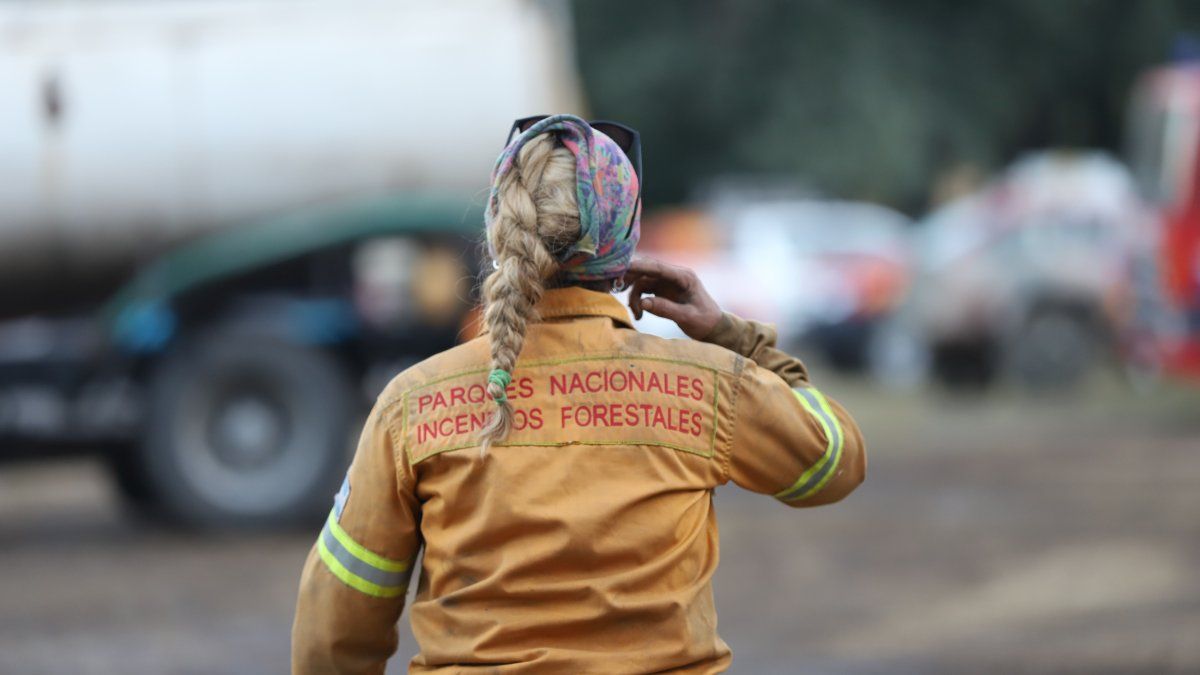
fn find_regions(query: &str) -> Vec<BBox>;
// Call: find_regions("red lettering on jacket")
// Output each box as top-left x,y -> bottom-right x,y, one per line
518,376 -> 534,399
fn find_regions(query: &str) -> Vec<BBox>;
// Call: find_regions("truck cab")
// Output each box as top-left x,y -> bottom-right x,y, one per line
0,194 -> 483,527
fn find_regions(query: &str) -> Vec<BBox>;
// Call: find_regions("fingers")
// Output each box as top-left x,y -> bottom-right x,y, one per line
625,256 -> 667,278
627,276 -> 662,320
626,257 -> 705,324
639,295 -> 692,325
626,257 -> 694,290
624,257 -> 721,339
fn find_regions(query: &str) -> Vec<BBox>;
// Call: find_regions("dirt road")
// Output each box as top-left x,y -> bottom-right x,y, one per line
2,378 -> 1198,674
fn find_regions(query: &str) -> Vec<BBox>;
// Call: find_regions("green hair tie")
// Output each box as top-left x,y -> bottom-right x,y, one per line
487,369 -> 512,404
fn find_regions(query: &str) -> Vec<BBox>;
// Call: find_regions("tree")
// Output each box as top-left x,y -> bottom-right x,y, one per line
573,0 -> 1200,212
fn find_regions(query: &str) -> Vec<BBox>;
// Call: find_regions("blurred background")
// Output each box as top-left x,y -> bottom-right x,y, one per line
2,0 -> 1199,672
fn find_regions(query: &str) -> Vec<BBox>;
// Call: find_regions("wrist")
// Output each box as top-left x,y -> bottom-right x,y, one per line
700,311 -> 781,359
699,312 -> 742,349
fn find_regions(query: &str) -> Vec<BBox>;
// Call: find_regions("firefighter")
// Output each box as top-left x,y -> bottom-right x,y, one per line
292,114 -> 866,674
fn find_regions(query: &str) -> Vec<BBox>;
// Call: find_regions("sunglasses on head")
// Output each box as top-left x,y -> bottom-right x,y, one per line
506,115 -> 644,210
506,115 -> 643,237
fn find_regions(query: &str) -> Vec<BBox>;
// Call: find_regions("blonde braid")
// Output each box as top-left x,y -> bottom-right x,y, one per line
479,134 -> 580,453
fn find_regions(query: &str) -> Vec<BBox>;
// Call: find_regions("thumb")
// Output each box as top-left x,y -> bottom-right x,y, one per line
641,296 -> 691,323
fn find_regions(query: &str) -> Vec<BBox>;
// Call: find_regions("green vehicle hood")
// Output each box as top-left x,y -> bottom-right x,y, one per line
105,193 -> 485,323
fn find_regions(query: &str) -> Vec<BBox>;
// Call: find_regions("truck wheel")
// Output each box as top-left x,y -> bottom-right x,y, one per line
106,442 -> 160,512
931,338 -> 998,390
139,334 -> 354,528
1010,310 -> 1096,390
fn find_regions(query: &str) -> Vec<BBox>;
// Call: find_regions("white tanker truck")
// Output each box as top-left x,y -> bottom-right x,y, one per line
0,0 -> 582,315
0,0 -> 585,526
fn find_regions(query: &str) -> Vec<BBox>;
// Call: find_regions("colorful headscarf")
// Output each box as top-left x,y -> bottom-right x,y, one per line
487,114 -> 641,282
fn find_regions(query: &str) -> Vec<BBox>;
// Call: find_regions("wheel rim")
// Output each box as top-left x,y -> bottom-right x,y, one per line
206,389 -> 290,469
171,363 -> 332,516
1022,313 -> 1092,382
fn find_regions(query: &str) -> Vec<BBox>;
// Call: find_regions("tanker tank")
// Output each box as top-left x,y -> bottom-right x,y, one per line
0,0 -> 584,317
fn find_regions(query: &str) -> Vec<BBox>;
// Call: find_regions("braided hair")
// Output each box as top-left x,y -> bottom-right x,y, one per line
478,134 -> 580,453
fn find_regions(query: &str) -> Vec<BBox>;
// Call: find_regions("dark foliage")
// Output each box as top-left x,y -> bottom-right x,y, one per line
573,0 -> 1200,212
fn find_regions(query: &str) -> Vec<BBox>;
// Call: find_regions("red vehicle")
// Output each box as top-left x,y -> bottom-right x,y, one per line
1128,63 -> 1200,378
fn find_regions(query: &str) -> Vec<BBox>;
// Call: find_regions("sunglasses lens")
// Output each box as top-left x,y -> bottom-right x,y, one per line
505,117 -> 641,187
517,116 -> 548,134
591,123 -> 635,155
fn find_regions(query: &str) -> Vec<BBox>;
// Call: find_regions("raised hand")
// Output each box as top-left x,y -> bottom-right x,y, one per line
625,257 -> 723,340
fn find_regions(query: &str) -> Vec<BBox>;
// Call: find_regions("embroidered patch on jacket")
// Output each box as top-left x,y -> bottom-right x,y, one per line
333,474 -> 350,522
402,354 -> 721,463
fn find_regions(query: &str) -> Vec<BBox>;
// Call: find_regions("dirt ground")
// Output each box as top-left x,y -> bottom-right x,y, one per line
2,375 -> 1198,674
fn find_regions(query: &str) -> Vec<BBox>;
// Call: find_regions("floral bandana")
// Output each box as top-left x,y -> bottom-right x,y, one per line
487,114 -> 641,282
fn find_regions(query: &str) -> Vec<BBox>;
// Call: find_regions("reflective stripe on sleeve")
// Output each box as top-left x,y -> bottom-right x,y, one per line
774,386 -> 845,502
317,511 -> 411,598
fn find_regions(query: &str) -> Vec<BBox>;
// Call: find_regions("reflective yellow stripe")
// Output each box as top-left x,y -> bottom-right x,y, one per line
317,510 -> 411,598
326,512 -> 411,573
317,535 -> 407,598
775,386 -> 845,502
805,387 -> 844,497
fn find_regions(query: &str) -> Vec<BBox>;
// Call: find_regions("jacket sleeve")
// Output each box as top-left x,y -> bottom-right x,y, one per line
292,397 -> 421,674
704,312 -> 866,507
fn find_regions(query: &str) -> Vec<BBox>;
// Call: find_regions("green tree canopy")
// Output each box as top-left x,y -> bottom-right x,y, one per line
573,0 -> 1200,212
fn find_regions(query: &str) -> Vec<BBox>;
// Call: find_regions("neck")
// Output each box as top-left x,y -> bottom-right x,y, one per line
547,277 -> 610,293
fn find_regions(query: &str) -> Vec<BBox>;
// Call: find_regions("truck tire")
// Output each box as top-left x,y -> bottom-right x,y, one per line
931,338 -> 999,390
138,333 -> 354,528
106,442 -> 160,512
1010,309 -> 1097,391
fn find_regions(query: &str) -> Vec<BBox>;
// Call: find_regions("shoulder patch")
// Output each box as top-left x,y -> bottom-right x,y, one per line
332,474 -> 351,521
402,354 -> 722,463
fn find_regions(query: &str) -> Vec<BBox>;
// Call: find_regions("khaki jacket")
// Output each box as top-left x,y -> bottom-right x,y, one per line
292,287 -> 866,674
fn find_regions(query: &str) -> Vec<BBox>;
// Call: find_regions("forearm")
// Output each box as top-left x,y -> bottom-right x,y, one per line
773,390 -> 866,507
292,400 -> 419,675
292,544 -> 404,675
726,356 -> 866,508
702,312 -> 808,386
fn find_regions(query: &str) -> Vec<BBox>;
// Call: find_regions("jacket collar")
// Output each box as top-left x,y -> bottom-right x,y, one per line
535,286 -> 635,329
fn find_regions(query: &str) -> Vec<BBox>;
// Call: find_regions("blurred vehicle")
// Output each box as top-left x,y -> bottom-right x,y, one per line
0,194 -> 482,528
0,0 -> 583,527
1126,61 -> 1200,381
727,201 -> 913,370
0,0 -> 581,318
895,152 -> 1145,390
637,199 -> 913,371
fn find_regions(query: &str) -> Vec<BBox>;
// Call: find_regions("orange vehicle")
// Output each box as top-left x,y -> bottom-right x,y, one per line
1127,62 -> 1200,378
